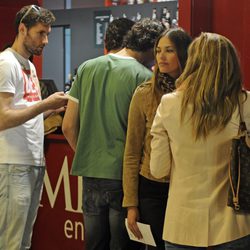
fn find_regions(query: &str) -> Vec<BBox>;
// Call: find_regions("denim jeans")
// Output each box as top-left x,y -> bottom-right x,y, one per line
165,234 -> 250,250
82,177 -> 130,250
0,164 -> 45,250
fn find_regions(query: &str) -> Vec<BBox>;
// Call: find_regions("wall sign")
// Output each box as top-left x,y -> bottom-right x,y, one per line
94,10 -> 111,48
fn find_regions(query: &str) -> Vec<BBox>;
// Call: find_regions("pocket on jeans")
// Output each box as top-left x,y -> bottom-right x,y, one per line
83,187 -> 102,215
0,170 -> 7,202
11,165 -> 32,174
0,170 -> 8,246
109,188 -> 123,212
11,166 -> 32,186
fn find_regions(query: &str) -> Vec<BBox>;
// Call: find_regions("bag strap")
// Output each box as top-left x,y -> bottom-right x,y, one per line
238,93 -> 247,134
228,93 -> 245,211
228,149 -> 241,210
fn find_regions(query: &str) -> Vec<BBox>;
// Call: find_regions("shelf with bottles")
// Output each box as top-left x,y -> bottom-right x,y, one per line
107,0 -> 178,29
105,0 -> 177,7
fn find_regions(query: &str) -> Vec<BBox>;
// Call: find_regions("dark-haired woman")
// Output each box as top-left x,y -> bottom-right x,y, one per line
123,28 -> 192,250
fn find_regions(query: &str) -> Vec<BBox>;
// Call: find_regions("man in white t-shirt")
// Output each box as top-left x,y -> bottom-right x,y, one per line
0,5 -> 68,250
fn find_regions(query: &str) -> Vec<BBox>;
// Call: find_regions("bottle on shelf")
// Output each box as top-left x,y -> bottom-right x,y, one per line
136,12 -> 142,21
109,14 -> 114,23
131,15 -> 136,21
127,0 -> 135,4
111,0 -> 120,6
166,9 -> 172,26
152,8 -> 157,20
171,18 -> 178,28
161,7 -> 171,29
161,7 -> 167,24
120,0 -> 128,4
176,1 -> 179,22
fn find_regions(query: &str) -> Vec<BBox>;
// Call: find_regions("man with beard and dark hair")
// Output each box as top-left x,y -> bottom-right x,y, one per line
0,5 -> 68,250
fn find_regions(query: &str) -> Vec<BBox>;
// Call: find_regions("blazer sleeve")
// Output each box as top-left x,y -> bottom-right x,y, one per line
150,96 -> 172,179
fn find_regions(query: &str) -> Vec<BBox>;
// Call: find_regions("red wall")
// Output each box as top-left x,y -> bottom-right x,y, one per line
0,7 -> 17,50
178,0 -> 192,35
179,0 -> 211,37
179,0 -> 250,90
31,135 -> 84,250
0,0 -> 43,78
1,0 -> 249,87
211,0 -> 250,90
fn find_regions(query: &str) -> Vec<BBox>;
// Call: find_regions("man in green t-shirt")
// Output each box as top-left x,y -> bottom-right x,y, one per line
62,18 -> 164,250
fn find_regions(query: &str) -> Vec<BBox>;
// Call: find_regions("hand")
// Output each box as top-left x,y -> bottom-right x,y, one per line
53,106 -> 66,114
43,106 -> 66,119
44,92 -> 68,110
127,207 -> 143,240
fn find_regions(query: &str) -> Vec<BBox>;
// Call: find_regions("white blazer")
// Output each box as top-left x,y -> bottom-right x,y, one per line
150,90 -> 250,247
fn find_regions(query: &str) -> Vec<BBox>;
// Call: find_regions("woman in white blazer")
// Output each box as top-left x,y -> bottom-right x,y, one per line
150,32 -> 250,249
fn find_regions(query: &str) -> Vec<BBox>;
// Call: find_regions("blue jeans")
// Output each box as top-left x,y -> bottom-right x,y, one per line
0,164 -> 45,250
82,177 -> 129,250
165,234 -> 250,250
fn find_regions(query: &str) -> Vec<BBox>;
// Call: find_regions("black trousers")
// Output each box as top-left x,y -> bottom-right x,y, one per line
139,175 -> 169,250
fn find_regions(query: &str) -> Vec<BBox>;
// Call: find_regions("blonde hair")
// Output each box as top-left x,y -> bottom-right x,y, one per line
176,32 -> 243,140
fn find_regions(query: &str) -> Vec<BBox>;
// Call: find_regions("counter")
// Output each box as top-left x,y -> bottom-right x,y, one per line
31,134 -> 85,250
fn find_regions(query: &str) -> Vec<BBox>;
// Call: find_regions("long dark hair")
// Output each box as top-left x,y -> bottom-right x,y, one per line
152,28 -> 192,103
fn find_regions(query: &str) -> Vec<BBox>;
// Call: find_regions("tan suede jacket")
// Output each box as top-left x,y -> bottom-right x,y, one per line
122,82 -> 167,207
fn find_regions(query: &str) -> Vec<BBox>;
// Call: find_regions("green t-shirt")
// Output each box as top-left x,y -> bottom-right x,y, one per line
69,54 -> 152,180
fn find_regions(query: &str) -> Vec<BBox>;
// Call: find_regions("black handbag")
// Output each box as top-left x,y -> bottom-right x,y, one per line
227,97 -> 250,212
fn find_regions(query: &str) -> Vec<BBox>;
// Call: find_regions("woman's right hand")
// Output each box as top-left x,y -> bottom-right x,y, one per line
127,206 -> 143,239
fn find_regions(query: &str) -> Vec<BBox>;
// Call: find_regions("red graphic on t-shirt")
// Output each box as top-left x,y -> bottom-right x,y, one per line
22,69 -> 41,102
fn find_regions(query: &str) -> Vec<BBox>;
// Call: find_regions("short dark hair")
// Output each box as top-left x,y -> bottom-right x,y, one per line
124,18 -> 165,52
105,18 -> 135,52
15,5 -> 55,34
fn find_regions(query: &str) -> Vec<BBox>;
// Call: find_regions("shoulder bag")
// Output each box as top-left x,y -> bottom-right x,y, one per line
228,95 -> 250,212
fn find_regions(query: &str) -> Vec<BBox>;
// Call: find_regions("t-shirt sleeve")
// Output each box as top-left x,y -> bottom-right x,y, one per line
0,59 -> 16,93
69,62 -> 88,101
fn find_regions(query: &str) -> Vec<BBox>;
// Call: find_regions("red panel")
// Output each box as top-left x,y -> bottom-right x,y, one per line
0,0 -> 43,77
179,0 -> 250,90
211,0 -> 243,56
178,0 -> 192,34
33,56 -> 43,79
179,0 -> 211,37
0,0 -> 38,7
191,0 -> 211,37
211,0 -> 250,90
242,0 -> 250,90
105,0 -> 112,7
31,135 -> 85,250
0,7 -> 18,50
38,0 -> 43,6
